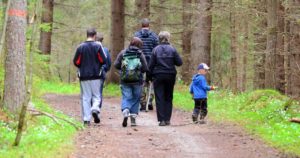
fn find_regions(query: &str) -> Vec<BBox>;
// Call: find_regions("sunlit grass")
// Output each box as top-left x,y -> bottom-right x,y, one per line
0,75 -> 82,158
173,85 -> 300,156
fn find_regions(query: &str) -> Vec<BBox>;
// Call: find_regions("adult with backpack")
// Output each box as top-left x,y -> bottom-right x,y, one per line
73,28 -> 107,126
134,18 -> 158,111
114,37 -> 148,127
147,31 -> 183,126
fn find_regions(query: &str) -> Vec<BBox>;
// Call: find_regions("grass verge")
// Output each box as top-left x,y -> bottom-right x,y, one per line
173,85 -> 300,156
0,76 -> 82,158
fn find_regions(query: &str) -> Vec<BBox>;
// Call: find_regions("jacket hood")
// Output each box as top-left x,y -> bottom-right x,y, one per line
192,74 -> 203,85
141,29 -> 150,37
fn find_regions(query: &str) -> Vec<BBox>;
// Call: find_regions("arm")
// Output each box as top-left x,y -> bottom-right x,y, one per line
114,51 -> 124,70
73,47 -> 81,68
200,77 -> 211,91
146,48 -> 157,81
173,48 -> 183,66
140,52 -> 149,73
189,82 -> 194,94
97,45 -> 106,65
104,48 -> 111,72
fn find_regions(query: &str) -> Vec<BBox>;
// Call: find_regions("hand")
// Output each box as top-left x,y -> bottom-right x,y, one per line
211,86 -> 218,90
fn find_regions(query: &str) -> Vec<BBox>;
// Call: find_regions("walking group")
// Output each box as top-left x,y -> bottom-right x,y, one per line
73,19 -> 216,127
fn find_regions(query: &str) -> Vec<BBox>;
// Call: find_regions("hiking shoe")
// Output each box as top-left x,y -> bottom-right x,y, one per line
148,104 -> 153,110
122,117 -> 128,127
165,120 -> 170,126
140,104 -> 146,111
92,112 -> 100,124
122,109 -> 130,117
192,115 -> 198,123
130,117 -> 136,126
199,115 -> 205,124
159,121 -> 166,126
83,121 -> 90,126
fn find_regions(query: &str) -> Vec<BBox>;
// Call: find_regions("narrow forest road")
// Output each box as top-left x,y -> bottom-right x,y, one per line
44,94 -> 285,158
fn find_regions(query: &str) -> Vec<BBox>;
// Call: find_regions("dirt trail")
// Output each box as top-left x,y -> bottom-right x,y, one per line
44,94 -> 284,158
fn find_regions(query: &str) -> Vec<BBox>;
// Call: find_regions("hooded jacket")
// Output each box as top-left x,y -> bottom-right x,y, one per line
189,74 -> 212,99
134,29 -> 158,63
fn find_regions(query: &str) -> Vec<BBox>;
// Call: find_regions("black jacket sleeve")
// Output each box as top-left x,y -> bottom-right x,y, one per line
140,52 -> 149,73
173,48 -> 183,66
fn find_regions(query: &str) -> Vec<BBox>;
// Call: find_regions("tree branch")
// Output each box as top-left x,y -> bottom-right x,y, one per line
28,108 -> 82,130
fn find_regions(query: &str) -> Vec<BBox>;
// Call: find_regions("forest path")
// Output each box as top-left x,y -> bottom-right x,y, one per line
44,94 -> 283,158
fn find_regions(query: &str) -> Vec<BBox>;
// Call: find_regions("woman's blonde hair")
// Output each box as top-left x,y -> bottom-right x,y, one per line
158,31 -> 171,43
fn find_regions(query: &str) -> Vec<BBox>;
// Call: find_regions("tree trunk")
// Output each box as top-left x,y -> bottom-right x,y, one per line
241,18 -> 248,92
275,1 -> 285,93
38,0 -> 53,54
191,0 -> 212,83
253,0 -> 267,89
283,6 -> 290,95
230,5 -> 237,92
0,0 -> 11,59
265,0 -> 278,89
152,0 -> 166,34
134,0 -> 150,23
133,0 -> 150,35
289,0 -> 300,98
3,0 -> 27,114
109,0 -> 125,83
181,0 -> 192,83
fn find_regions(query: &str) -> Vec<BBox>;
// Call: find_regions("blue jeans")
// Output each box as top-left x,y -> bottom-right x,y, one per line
121,84 -> 142,114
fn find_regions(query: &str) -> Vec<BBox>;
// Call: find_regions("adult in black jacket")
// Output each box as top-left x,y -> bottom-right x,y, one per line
147,31 -> 183,126
73,28 -> 106,126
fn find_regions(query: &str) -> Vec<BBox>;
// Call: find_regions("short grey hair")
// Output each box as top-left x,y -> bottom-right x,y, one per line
158,31 -> 170,43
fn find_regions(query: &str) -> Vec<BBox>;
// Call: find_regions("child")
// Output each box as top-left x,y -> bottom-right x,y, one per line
189,63 -> 216,124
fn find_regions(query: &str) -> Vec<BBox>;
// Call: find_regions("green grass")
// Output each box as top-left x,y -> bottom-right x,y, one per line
173,85 -> 300,156
0,76 -> 82,158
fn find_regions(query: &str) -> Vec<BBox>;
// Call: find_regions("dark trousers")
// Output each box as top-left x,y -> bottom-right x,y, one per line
153,74 -> 176,122
193,98 -> 208,118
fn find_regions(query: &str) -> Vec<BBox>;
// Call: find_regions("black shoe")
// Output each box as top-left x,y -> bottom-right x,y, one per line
92,112 -> 100,124
199,115 -> 205,124
83,121 -> 90,126
148,104 -> 153,110
122,117 -> 128,127
165,120 -> 170,126
159,121 -> 166,126
192,115 -> 198,123
140,104 -> 146,111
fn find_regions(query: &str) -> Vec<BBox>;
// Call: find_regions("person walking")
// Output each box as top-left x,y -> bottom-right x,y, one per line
95,33 -> 111,109
114,37 -> 148,127
190,63 -> 216,124
73,28 -> 107,126
134,18 -> 158,111
147,31 -> 183,126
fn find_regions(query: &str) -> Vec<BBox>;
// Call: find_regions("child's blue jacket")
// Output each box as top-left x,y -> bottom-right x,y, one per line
189,74 -> 211,99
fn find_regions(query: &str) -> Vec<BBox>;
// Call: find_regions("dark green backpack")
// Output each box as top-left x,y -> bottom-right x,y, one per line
121,50 -> 142,82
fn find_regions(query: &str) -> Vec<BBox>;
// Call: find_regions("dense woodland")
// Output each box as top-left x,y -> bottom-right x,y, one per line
0,0 -> 299,115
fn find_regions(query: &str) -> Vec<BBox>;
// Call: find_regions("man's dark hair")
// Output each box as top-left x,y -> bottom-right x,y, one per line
87,28 -> 97,38
141,18 -> 150,28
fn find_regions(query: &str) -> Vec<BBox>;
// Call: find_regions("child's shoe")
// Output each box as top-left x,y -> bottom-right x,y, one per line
199,115 -> 205,124
192,114 -> 198,123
